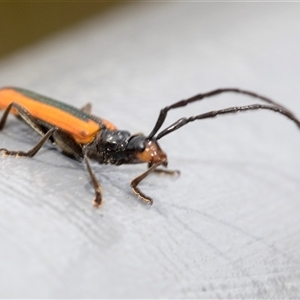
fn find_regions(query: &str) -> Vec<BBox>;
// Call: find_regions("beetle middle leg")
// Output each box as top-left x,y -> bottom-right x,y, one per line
84,155 -> 103,207
80,103 -> 92,114
47,130 -> 103,207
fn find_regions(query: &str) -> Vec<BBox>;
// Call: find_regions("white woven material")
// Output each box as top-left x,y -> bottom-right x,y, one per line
0,3 -> 299,298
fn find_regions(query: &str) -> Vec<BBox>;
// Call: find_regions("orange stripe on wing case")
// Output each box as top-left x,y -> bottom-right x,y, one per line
0,88 -> 116,143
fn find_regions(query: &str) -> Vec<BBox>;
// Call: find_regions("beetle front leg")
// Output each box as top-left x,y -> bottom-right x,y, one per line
148,163 -> 180,176
84,155 -> 103,207
131,162 -> 163,205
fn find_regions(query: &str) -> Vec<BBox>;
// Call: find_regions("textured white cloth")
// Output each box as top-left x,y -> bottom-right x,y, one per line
0,3 -> 299,298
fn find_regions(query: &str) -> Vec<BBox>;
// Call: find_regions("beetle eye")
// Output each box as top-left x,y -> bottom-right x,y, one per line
135,139 -> 145,152
127,135 -> 146,152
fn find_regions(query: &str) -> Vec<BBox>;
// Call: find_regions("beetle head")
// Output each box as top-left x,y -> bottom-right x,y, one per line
127,135 -> 168,166
94,130 -> 167,166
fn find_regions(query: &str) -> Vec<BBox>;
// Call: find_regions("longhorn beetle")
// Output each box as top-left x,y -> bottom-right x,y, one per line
0,87 -> 299,207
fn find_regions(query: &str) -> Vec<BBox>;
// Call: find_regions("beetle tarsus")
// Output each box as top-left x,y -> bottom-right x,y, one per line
0,148 -> 11,156
93,191 -> 103,208
131,186 -> 153,205
130,162 -> 163,205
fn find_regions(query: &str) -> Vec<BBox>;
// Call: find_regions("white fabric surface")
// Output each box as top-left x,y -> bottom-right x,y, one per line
0,3 -> 299,298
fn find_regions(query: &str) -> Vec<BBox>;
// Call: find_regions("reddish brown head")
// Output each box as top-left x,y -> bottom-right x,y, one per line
135,139 -> 168,166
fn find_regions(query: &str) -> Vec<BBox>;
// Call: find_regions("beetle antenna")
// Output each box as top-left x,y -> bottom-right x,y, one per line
148,88 -> 295,139
156,104 -> 300,140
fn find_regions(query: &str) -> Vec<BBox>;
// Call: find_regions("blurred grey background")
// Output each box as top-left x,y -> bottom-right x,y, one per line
0,2 -> 300,298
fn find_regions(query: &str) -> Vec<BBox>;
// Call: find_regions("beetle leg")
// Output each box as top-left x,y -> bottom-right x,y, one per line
0,127 -> 56,157
80,103 -> 92,114
1,102 -> 58,157
84,155 -> 103,208
154,168 -> 180,176
52,129 -> 84,161
0,102 -> 46,136
131,162 -> 163,205
148,163 -> 180,176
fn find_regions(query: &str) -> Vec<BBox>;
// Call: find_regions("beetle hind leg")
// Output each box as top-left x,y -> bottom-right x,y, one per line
0,102 -> 46,136
0,128 -> 57,158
